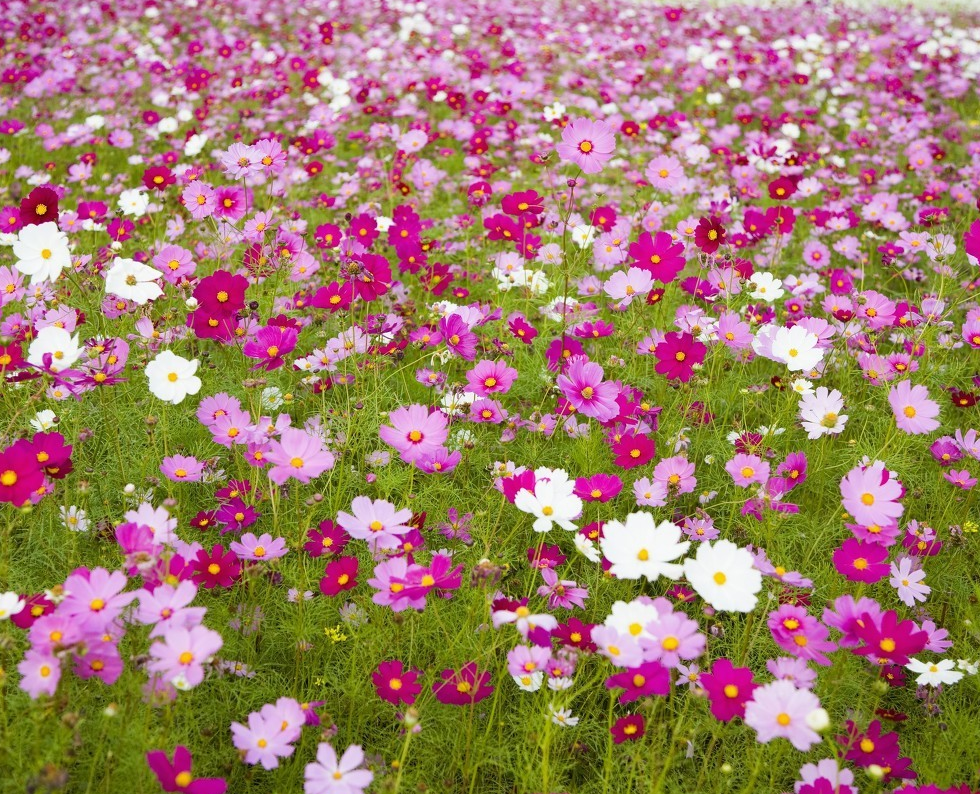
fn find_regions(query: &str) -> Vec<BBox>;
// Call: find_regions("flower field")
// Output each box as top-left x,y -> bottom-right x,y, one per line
3,0 -> 980,792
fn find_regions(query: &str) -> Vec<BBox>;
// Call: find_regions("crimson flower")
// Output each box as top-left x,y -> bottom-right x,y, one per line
694,217 -> 726,253
610,714 -> 645,743
190,545 -> 241,589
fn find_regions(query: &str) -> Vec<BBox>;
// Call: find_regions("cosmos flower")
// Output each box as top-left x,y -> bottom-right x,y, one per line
556,117 -> 616,174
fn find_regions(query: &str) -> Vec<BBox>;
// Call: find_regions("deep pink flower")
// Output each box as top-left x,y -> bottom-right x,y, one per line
654,332 -> 706,383
700,658 -> 757,721
606,662 -> 670,704
628,231 -> 686,283
610,714 -> 645,743
242,325 -> 298,371
833,538 -> 890,583
146,746 -> 227,794
611,433 -> 655,469
574,473 -> 623,502
319,556 -> 359,596
464,359 -> 518,396
373,659 -> 422,705
432,662 -> 493,705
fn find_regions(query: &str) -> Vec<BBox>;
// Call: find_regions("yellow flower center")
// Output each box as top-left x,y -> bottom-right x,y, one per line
713,571 -> 727,585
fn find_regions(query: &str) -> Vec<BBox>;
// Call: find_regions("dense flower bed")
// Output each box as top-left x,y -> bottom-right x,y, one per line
1,1 -> 980,792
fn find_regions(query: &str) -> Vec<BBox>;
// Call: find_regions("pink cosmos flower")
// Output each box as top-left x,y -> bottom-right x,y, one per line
744,680 -> 822,751
17,649 -> 61,699
556,117 -> 616,174
889,556 -> 930,607
603,267 -> 653,305
337,496 -> 413,550
833,538 -> 889,583
557,356 -> 621,422
61,567 -> 136,632
888,380 -> 940,435
229,533 -> 288,561
725,453 -> 770,487
646,155 -> 685,190
640,609 -> 705,668
265,427 -> 335,484
839,462 -> 904,527
230,711 -> 295,770
464,359 -> 518,396
148,624 -> 223,689
160,455 -> 204,483
135,581 -> 205,638
379,404 -> 449,463
182,182 -> 215,220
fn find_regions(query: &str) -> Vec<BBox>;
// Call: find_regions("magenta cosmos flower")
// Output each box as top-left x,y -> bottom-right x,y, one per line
464,359 -> 518,397
557,356 -> 621,422
379,404 -> 449,464
265,427 -> 335,484
556,117 -> 616,174
833,538 -> 889,583
700,658 -> 757,721
654,332 -> 706,383
432,662 -> 493,705
146,746 -> 227,794
373,659 -> 423,705
887,380 -> 940,435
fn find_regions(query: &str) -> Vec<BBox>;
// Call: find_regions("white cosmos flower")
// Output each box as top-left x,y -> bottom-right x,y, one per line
771,325 -> 823,372
104,257 -> 164,304
605,599 -> 661,641
906,658 -> 964,687
28,326 -> 83,373
13,222 -> 71,284
30,409 -> 58,432
0,591 -> 25,621
549,705 -> 579,727
748,271 -> 785,302
514,470 -> 582,533
117,188 -> 150,217
145,350 -> 202,405
599,512 -> 690,582
573,533 -> 601,563
683,539 -> 762,613
790,378 -> 814,396
799,387 -> 848,439
513,671 -> 544,692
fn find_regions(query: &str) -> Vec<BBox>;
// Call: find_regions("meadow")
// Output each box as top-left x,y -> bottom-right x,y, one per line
1,1 -> 980,792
